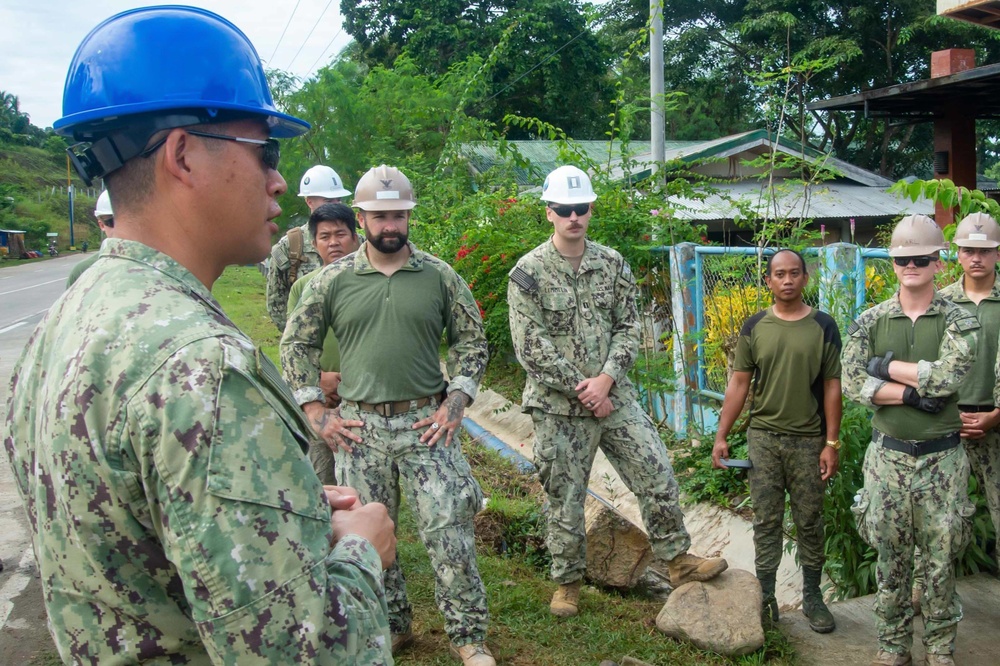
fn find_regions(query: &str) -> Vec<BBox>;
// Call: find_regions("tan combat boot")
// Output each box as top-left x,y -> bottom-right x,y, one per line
391,631 -> 414,655
667,553 -> 728,588
925,654 -> 955,666
869,650 -> 912,666
449,642 -> 496,666
549,580 -> 582,617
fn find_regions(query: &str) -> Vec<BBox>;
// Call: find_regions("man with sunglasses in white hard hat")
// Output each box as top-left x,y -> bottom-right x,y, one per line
66,189 -> 116,287
266,164 -> 351,331
281,165 -> 494,666
5,7 -> 396,664
507,165 -> 727,619
843,214 -> 979,666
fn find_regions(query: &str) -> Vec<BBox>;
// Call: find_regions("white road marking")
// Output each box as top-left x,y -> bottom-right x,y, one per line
0,308 -> 49,335
0,549 -> 36,630
0,322 -> 26,335
0,278 -> 64,296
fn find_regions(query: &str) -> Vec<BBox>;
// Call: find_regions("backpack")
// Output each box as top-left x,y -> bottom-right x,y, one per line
286,226 -> 304,283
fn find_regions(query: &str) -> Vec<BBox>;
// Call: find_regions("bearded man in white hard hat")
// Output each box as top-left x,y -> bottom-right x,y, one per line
843,214 -> 979,666
67,190 -> 116,287
281,165 -> 495,666
266,164 -> 352,330
506,165 -> 727,620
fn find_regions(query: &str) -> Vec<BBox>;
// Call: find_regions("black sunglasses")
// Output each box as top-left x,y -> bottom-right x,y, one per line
893,255 -> 936,267
548,203 -> 591,218
141,130 -> 280,171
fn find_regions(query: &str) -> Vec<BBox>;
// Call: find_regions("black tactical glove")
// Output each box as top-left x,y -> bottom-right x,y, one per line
866,351 -> 895,380
902,386 -> 945,413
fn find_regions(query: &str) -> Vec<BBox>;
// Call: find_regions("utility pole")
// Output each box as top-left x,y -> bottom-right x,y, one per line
650,0 -> 665,188
66,154 -> 75,249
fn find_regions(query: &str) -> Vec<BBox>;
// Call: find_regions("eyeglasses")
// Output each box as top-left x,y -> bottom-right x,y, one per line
548,203 -> 591,217
141,130 -> 280,170
893,255 -> 936,267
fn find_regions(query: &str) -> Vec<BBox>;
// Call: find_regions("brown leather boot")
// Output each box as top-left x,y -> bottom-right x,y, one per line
549,580 -> 582,617
870,650 -> 912,666
667,553 -> 728,588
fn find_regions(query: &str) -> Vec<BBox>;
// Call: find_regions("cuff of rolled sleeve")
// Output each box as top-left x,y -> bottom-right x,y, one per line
600,361 -> 627,386
915,359 -> 936,395
331,534 -> 384,581
860,376 -> 887,408
294,386 -> 326,407
447,376 -> 479,405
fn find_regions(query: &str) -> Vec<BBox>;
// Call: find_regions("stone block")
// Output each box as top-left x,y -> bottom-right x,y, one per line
584,493 -> 652,588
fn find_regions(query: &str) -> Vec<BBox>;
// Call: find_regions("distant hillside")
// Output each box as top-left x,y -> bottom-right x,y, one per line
0,144 -> 100,254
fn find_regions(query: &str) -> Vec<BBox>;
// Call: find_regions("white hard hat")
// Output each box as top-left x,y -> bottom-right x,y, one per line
541,165 -> 597,204
94,190 -> 113,216
298,165 -> 351,199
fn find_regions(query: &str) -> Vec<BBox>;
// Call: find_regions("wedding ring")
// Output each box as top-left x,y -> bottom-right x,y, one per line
430,422 -> 440,430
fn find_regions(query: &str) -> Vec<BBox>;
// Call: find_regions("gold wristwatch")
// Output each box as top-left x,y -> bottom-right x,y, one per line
825,439 -> 841,451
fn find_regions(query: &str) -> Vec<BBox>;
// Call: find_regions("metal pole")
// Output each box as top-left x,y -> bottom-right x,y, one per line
650,0 -> 665,187
66,154 -> 75,249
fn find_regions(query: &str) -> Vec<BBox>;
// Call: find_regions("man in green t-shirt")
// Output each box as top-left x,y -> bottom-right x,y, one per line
713,249 -> 842,633
843,215 -> 979,666
287,202 -> 361,485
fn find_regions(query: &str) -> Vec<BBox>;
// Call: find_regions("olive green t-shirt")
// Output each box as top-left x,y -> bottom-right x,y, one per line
939,277 -> 1000,406
288,268 -> 340,372
733,308 -> 842,436
66,253 -> 100,288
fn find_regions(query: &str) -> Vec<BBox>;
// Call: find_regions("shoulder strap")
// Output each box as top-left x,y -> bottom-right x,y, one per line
286,227 -> 304,282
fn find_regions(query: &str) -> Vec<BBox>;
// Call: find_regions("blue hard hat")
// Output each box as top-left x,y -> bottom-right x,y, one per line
54,5 -> 309,139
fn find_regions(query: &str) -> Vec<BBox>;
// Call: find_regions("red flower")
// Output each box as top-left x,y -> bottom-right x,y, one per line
500,253 -> 507,260
643,234 -> 651,241
482,255 -> 490,262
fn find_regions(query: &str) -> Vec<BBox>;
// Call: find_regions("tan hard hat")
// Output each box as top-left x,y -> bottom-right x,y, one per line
353,165 -> 416,211
888,214 -> 946,257
953,212 -> 1000,248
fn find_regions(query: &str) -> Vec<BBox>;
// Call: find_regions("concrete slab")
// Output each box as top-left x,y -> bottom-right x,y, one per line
782,573 -> 1000,666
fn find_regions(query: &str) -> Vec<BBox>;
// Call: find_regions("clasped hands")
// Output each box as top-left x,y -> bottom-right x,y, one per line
576,374 -> 614,418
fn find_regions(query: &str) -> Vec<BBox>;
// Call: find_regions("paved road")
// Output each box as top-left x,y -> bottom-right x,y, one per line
0,254 -> 89,664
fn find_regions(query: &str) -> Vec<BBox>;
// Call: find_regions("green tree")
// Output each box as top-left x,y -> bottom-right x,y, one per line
340,0 -> 612,137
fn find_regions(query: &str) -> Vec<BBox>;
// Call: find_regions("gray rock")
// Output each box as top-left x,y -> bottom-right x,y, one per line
598,661 -> 619,666
584,494 -> 652,588
655,568 -> 765,657
620,658 -> 655,666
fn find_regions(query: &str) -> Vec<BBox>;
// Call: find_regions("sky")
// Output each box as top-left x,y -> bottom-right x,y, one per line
0,0 -> 353,129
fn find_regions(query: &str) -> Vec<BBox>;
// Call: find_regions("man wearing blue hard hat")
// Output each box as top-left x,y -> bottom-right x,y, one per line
3,6 -> 396,664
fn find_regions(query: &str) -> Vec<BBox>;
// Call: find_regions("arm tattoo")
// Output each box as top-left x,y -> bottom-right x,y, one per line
444,392 -> 469,422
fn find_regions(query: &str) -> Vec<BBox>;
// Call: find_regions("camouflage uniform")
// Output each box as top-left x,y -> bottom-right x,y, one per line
3,240 -> 392,664
940,278 -> 1000,534
266,221 -> 322,331
507,238 -> 690,584
281,241 -> 490,646
843,291 -> 979,657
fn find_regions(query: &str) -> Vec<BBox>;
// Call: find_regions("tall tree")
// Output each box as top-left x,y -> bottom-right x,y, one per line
340,0 -> 612,137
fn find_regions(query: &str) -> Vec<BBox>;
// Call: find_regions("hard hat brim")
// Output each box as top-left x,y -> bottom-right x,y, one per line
354,201 -> 417,211
298,188 -> 352,199
540,193 -> 598,204
954,239 -> 1000,248
888,245 -> 946,257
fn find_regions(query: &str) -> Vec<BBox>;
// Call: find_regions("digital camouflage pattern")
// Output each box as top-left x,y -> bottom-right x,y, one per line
746,428 -> 827,574
337,401 -> 489,644
842,291 -> 979,441
281,240 -> 486,407
266,222 -> 322,331
4,240 -> 392,665
940,278 -> 1000,534
843,290 -> 978,658
509,238 -> 691,582
507,239 -> 640,416
281,240 -> 489,645
852,442 -> 974,656
530,404 -> 690,583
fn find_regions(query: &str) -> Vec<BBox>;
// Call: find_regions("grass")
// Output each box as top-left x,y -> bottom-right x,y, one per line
214,265 -> 798,665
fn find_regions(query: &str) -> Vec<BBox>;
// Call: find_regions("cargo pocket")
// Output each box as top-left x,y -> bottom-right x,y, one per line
540,290 -> 576,334
851,488 -> 874,547
949,498 -> 977,557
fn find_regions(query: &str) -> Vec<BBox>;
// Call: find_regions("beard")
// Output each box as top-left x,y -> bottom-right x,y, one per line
369,230 -> 408,254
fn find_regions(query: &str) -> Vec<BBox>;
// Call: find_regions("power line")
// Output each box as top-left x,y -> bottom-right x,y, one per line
286,0 -> 336,71
269,0 -> 304,64
475,29 -> 588,108
306,27 -> 344,75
